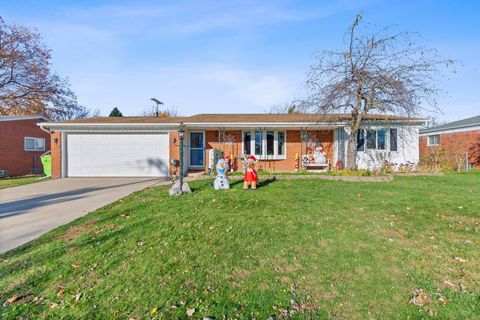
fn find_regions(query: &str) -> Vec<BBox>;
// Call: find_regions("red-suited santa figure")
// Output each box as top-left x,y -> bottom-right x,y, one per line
243,155 -> 259,190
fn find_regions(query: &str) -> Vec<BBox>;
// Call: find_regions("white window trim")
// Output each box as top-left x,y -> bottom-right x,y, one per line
24,137 -> 45,152
242,130 -> 287,160
427,134 -> 440,146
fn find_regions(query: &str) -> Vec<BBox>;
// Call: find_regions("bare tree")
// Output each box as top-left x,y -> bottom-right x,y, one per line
0,17 -> 57,115
48,77 -> 99,120
269,103 -> 300,114
141,104 -> 180,117
301,14 -> 453,169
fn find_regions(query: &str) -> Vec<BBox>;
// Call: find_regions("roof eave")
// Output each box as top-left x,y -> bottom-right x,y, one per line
420,122 -> 480,134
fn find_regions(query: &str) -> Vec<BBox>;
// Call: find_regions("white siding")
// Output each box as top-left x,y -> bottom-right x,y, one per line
334,126 -> 420,170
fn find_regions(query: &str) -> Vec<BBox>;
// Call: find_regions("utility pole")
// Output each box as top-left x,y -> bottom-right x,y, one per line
150,98 -> 164,117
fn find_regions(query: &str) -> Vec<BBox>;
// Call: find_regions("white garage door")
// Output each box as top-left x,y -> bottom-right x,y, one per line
66,133 -> 169,177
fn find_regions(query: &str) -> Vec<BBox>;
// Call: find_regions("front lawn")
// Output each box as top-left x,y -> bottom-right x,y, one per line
0,175 -> 48,190
1,172 -> 479,319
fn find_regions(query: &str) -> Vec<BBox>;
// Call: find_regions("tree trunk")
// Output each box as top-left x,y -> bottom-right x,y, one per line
346,133 -> 357,170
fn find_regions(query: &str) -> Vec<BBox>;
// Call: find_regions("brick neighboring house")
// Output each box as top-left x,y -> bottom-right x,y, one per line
38,113 -> 426,179
0,115 -> 51,177
420,115 -> 480,169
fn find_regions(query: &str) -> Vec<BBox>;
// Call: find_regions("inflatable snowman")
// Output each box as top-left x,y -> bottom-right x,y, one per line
214,159 -> 230,190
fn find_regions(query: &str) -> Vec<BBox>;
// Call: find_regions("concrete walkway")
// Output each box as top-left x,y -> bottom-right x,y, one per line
0,178 -> 162,254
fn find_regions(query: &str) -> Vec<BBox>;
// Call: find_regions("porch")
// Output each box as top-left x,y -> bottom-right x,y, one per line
181,128 -> 340,173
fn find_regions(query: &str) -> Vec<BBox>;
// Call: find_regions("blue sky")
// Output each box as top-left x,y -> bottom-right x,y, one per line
2,0 -> 479,120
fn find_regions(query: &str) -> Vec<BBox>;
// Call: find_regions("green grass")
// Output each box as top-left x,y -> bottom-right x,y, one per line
0,176 -> 48,189
227,169 -> 385,176
1,172 -> 479,319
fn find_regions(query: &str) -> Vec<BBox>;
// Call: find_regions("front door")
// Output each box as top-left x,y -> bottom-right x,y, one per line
189,132 -> 205,168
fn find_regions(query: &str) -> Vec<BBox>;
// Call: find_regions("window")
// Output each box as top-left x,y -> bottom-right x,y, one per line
254,131 -> 263,155
243,130 -> 286,159
24,137 -> 45,151
244,131 -> 251,154
266,131 -> 274,155
366,130 -> 376,149
377,129 -> 386,150
358,128 -> 397,151
428,135 -> 440,146
390,129 -> 398,151
277,131 -> 285,156
357,129 -> 365,151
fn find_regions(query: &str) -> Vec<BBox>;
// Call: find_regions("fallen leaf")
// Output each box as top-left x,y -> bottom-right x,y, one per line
5,295 -> 23,305
71,263 -> 80,269
57,288 -> 65,297
120,213 -> 130,219
454,257 -> 466,263
186,308 -> 195,316
444,280 -> 455,287
74,292 -> 82,304
150,307 -> 158,316
410,288 -> 431,306
50,303 -> 58,309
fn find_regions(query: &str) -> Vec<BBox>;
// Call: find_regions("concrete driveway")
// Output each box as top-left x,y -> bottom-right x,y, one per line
0,178 -> 163,254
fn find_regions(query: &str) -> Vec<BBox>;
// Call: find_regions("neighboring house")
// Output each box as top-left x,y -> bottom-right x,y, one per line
0,115 -> 51,177
420,115 -> 480,169
38,114 -> 426,179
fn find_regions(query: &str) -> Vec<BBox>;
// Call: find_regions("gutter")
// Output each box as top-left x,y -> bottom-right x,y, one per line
37,122 -> 182,131
39,124 -> 53,135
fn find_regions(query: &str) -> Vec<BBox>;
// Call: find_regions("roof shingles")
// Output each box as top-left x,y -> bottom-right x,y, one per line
52,113 -> 425,124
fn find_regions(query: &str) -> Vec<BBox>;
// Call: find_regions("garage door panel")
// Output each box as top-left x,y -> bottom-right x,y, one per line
67,134 -> 169,177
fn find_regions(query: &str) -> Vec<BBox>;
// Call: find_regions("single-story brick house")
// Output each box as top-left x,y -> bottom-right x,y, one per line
420,115 -> 480,169
38,114 -> 426,179
0,115 -> 50,177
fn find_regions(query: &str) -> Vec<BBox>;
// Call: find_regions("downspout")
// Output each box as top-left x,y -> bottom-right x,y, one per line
38,124 -> 54,175
39,124 -> 55,156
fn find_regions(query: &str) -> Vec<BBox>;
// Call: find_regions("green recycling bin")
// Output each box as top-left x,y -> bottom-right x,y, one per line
40,154 -> 52,177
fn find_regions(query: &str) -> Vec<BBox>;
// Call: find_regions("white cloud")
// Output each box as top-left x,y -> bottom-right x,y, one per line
54,0 -> 351,37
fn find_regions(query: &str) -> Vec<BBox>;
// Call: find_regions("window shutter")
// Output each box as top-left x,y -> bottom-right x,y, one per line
356,129 -> 365,151
390,129 -> 398,151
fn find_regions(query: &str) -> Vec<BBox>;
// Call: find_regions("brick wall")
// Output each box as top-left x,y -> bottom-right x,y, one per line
201,129 -> 333,172
49,129 -> 335,178
0,119 -> 51,177
168,131 -> 180,176
50,131 -> 62,179
419,130 -> 480,168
